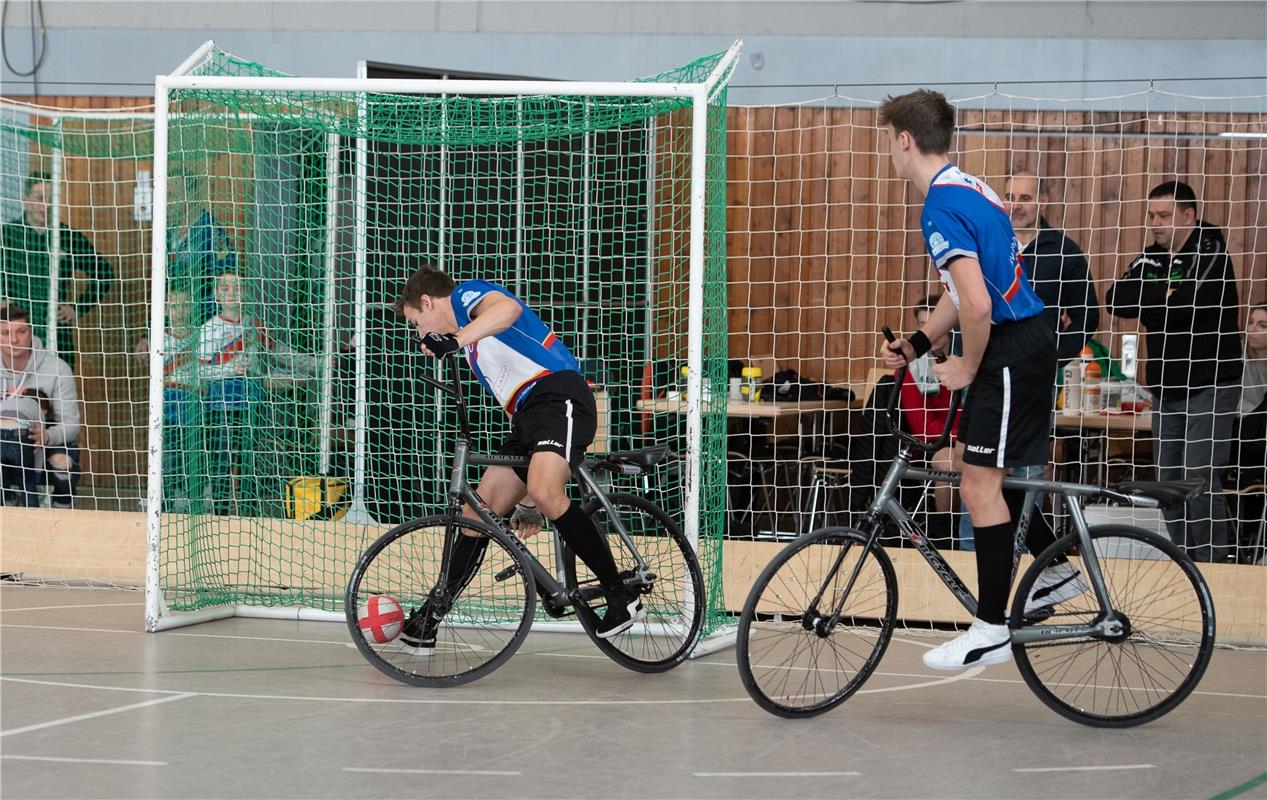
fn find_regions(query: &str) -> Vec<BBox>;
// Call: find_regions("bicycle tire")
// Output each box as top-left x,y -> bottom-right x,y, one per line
345,514 -> 537,688
1010,524 -> 1216,728
737,527 -> 898,718
565,493 -> 706,672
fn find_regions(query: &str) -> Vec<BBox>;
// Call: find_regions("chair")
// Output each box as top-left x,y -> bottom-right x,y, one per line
802,456 -> 852,532
1223,483 -> 1267,565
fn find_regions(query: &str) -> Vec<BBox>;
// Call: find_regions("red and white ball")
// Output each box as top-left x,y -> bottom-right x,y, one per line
358,594 -> 404,643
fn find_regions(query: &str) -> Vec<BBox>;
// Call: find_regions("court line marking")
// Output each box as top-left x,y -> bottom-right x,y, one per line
695,771 -> 861,778
2,755 -> 166,766
5,625 -> 1265,701
1014,764 -> 1155,773
0,602 -> 144,613
0,693 -> 195,738
345,767 -> 520,776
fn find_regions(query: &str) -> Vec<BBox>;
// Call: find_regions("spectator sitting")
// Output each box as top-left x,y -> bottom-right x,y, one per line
0,305 -> 81,508
901,295 -> 963,517
134,286 -> 202,510
197,270 -> 272,515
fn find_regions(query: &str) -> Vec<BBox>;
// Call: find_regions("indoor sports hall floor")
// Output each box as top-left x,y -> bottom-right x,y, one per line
2,585 -> 1264,800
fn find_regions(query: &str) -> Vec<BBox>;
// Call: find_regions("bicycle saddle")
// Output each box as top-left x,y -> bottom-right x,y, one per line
594,446 -> 672,475
1110,479 -> 1206,507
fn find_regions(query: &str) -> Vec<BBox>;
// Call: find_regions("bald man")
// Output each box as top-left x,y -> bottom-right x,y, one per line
1003,171 -> 1099,364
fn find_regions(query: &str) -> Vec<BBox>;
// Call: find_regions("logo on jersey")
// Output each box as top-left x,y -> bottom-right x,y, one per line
966,444 -> 996,455
460,290 -> 481,307
536,439 -> 564,448
930,232 -> 949,256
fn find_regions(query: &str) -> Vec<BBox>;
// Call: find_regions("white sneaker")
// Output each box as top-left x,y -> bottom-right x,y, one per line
923,618 -> 1012,671
1024,562 -> 1088,615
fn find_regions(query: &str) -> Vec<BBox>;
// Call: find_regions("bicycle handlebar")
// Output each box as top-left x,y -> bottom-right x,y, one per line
880,326 -> 961,457
417,353 -> 474,439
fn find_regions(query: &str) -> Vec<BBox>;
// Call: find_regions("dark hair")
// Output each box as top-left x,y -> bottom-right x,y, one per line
912,294 -> 941,319
878,90 -> 956,156
23,171 -> 51,197
395,268 -> 456,315
0,305 -> 31,325
1148,180 -> 1198,214
30,389 -> 55,423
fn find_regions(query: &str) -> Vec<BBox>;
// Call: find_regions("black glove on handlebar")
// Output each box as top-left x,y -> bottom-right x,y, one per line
421,331 -> 461,357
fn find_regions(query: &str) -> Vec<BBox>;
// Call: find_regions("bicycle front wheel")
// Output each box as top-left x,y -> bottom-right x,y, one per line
566,494 -> 706,672
1010,524 -> 1216,727
737,527 -> 897,718
345,515 -> 537,688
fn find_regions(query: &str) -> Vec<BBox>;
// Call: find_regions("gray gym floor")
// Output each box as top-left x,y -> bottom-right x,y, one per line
2,585 -> 1264,800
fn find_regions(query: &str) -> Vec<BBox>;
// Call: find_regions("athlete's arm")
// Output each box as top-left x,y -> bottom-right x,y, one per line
455,291 -> 522,348
937,257 -> 992,388
919,291 -> 960,351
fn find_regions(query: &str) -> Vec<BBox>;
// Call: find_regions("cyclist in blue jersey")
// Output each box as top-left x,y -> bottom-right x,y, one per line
877,90 -> 1061,671
393,267 -> 645,650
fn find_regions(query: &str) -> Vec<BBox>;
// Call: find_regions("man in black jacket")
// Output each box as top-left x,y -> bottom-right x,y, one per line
1004,170 -> 1099,365
0,172 -> 114,367
1107,180 -> 1243,562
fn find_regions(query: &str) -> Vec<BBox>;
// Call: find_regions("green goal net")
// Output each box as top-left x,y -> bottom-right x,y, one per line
146,45 -> 736,636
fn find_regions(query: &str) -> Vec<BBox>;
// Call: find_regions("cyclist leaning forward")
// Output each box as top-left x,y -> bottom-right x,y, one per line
878,90 -> 1064,670
395,267 -> 646,652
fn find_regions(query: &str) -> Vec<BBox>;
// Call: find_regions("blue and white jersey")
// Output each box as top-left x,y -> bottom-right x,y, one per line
451,280 -> 581,414
921,165 -> 1045,324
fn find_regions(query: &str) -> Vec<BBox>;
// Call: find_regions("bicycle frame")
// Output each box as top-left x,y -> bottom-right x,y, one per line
419,358 -> 652,611
818,349 -> 1165,644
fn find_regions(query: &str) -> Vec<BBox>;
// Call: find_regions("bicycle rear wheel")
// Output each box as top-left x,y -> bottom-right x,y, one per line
566,494 -> 705,672
737,527 -> 897,718
345,515 -> 537,687
1010,524 -> 1215,727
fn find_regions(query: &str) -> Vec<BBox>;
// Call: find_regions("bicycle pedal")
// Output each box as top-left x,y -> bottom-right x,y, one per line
493,564 -> 523,582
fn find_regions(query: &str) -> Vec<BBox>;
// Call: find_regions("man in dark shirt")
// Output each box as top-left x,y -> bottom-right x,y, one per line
1107,180 -> 1243,562
0,172 -> 114,367
1004,170 -> 1099,365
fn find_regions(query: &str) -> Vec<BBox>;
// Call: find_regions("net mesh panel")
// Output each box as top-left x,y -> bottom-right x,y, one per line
722,87 -> 1266,573
149,49 -> 732,629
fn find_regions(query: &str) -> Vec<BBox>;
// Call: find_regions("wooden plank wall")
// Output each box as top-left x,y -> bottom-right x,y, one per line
728,105 -> 1267,387
6,97 -> 1267,502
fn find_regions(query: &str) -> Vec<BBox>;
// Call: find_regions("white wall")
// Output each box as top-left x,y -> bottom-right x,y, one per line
2,1 -> 1265,107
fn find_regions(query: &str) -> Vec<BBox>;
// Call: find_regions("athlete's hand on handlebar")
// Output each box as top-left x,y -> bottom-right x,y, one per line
419,331 -> 461,358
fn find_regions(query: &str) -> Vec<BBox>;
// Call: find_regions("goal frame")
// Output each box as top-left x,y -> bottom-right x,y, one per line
144,41 -> 742,632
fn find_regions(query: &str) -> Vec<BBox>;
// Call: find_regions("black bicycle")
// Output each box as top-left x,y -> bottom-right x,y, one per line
736,334 -> 1215,727
345,357 -> 705,687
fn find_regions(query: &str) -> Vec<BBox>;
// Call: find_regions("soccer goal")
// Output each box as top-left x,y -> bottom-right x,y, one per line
143,42 -> 740,633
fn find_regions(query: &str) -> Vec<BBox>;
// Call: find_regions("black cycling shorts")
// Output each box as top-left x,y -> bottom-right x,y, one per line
958,315 -> 1056,469
496,370 -> 597,484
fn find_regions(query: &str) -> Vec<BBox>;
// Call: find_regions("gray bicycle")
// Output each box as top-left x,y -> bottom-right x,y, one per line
346,358 -> 705,687
737,341 -> 1215,727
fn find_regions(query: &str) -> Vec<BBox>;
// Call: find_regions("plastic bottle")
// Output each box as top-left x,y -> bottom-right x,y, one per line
740,366 -> 762,403
1081,346 -> 1102,412
1061,352 -> 1083,412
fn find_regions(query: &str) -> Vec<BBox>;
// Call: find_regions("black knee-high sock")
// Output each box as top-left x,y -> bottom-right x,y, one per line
552,501 -> 621,590
1003,487 -> 1060,561
441,533 -> 489,602
973,521 -> 1015,625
